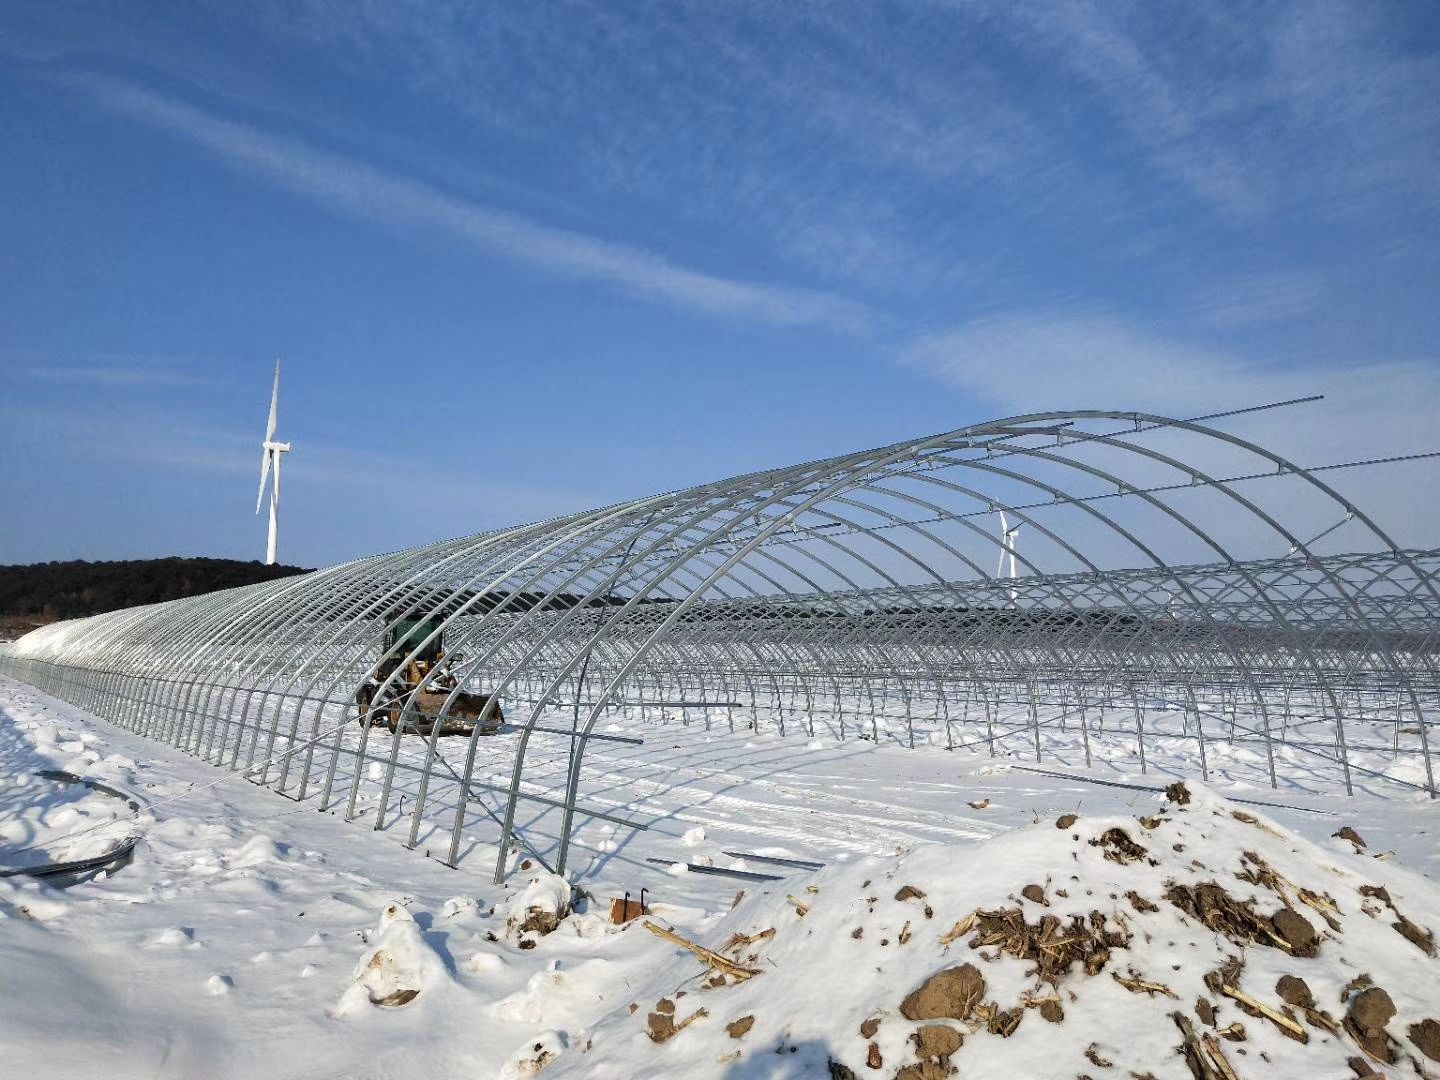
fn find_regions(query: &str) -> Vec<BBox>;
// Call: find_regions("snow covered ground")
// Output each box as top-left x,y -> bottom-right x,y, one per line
2,672 -> 1438,1078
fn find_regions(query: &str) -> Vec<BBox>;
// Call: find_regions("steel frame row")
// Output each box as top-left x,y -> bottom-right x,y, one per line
3,410 -> 1436,882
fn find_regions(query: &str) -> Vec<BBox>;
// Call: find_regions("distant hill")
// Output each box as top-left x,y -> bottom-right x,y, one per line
0,558 -> 312,640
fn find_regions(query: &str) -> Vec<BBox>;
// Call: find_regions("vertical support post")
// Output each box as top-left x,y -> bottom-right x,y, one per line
1129,686 -> 1148,775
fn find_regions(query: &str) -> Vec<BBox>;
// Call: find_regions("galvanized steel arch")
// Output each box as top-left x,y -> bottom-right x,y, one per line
3,409 -> 1437,883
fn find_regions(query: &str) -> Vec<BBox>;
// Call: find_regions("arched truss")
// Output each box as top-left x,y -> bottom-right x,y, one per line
3,410 -> 1437,882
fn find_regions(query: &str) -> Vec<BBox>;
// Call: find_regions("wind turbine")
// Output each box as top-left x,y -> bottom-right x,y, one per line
996,509 -> 1021,604
255,359 -> 292,565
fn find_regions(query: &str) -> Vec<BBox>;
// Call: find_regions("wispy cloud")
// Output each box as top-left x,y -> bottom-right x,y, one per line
1177,271 -> 1331,330
987,3 -> 1262,217
91,79 -> 876,334
985,1 -> 1440,222
901,311 -> 1440,483
16,361 -> 208,387
34,3 -> 1437,303
0,399 -> 255,476
900,309 -> 1440,549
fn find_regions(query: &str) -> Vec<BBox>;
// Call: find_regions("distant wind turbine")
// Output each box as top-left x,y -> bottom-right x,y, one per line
255,359 -> 292,565
996,509 -> 1021,604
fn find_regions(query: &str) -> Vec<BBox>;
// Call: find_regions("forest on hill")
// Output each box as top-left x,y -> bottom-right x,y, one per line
0,557 -> 311,639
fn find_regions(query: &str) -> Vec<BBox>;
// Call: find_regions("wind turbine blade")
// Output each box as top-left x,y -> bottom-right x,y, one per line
996,510 -> 1009,578
265,357 -> 280,441
256,449 -> 272,514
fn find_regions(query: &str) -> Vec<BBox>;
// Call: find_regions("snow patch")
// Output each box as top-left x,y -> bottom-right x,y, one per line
333,902 -> 447,1016
0,879 -> 68,921
441,895 -> 479,920
498,1029 -> 565,1079
503,873 -> 572,943
148,926 -> 194,948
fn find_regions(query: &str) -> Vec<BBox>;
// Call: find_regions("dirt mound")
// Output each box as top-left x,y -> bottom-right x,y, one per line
899,964 -> 985,1022
556,783 -> 1440,1079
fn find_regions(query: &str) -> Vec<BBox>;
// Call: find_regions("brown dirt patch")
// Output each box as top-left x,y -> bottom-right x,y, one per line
894,1064 -> 949,1080
1344,986 -> 1395,1064
1393,914 -> 1436,957
1270,908 -> 1320,957
726,1015 -> 754,1039
1276,975 -> 1314,1010
647,1012 -> 674,1042
900,964 -> 986,1022
1408,1018 -> 1440,1062
912,1024 -> 963,1059
1359,884 -> 1436,956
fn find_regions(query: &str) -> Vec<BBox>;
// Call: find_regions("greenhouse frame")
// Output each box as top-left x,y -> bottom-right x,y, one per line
3,408 -> 1437,882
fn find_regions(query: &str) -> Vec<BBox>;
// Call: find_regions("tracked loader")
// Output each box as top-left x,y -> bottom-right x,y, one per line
355,613 -> 502,737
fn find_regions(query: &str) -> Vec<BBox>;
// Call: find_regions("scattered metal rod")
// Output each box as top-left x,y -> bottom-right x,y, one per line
0,836 -> 139,881
621,701 -> 745,709
1005,765 -> 1337,815
720,850 -> 827,870
521,724 -> 645,746
644,857 -> 786,882
35,769 -> 144,812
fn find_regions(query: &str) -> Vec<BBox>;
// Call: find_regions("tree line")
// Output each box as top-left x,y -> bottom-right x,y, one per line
0,558 -> 312,624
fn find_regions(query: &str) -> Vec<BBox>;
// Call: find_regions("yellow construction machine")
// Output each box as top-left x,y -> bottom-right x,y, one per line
355,613 -> 502,737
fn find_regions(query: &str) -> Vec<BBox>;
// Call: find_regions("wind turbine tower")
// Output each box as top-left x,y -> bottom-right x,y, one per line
996,509 -> 1021,605
256,359 -> 292,565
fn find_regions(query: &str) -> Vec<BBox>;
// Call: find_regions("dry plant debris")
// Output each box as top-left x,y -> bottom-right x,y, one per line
968,907 -> 1129,981
642,920 -> 761,982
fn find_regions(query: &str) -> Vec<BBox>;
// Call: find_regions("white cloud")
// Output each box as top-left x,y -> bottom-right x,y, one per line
902,311 -> 1433,427
900,311 -> 1440,547
1177,271 -> 1331,330
95,80 -> 877,334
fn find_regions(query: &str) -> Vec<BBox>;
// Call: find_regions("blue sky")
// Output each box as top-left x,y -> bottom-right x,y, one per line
2,2 -> 1437,567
